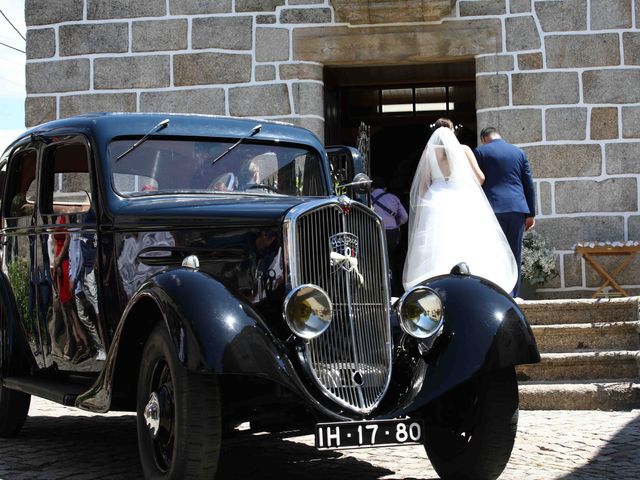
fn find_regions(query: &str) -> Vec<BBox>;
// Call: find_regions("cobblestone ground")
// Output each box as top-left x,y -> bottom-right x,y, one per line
0,398 -> 638,479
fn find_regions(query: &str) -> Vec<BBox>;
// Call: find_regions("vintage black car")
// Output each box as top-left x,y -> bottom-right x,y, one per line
0,113 -> 539,479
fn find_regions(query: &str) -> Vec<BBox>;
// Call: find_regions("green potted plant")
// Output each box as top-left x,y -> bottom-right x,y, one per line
520,230 -> 558,299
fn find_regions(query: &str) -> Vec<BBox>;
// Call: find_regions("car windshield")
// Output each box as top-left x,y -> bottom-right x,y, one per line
107,138 -> 327,197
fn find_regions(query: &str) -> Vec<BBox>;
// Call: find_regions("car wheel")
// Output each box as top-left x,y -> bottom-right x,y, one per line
422,367 -> 518,480
136,323 -> 221,479
0,385 -> 30,437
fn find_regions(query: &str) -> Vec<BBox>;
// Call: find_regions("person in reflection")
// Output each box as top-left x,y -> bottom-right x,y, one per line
75,211 -> 108,355
52,215 -> 91,362
403,118 -> 517,294
69,231 -> 105,361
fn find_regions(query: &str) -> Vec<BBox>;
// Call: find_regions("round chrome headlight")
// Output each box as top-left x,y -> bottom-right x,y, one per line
397,286 -> 444,339
284,284 -> 333,339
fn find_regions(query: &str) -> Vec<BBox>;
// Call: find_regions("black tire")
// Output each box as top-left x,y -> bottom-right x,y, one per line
136,323 -> 221,479
0,385 -> 30,437
422,367 -> 519,480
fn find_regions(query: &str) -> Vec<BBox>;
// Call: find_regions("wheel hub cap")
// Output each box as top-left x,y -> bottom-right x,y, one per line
144,392 -> 161,438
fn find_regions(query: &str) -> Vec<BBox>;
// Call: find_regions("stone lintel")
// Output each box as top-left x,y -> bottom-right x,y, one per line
293,19 -> 501,66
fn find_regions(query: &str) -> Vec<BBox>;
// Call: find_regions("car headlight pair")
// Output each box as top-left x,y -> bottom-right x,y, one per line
284,284 -> 443,341
397,286 -> 444,339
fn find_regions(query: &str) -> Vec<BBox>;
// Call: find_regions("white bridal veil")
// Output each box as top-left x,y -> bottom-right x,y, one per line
403,127 -> 518,293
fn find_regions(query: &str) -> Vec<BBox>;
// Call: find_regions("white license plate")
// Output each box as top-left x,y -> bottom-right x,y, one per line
315,418 -> 423,450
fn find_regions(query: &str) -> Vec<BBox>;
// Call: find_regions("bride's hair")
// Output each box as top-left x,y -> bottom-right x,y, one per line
433,117 -> 454,131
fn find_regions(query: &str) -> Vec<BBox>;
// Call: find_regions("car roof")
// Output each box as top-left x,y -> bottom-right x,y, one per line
8,112 -> 324,153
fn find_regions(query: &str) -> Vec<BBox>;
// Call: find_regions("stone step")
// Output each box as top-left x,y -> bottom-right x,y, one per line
519,380 -> 640,410
519,296 -> 639,325
516,351 -> 640,382
531,321 -> 640,353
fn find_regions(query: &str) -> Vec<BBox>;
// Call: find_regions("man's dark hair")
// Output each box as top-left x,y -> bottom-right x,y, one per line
480,126 -> 499,140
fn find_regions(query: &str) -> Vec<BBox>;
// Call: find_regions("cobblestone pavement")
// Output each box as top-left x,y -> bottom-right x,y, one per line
0,398 -> 638,479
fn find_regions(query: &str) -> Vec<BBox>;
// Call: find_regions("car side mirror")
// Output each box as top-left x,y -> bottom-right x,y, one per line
326,146 -> 370,205
340,173 -> 372,193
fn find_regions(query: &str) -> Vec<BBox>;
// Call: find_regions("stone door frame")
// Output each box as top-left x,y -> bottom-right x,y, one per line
292,18 -> 502,140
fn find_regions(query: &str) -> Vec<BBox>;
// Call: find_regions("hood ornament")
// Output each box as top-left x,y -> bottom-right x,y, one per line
329,232 -> 364,285
337,195 -> 352,214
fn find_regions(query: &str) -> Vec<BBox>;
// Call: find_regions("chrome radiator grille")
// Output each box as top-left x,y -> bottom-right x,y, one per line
286,199 -> 392,413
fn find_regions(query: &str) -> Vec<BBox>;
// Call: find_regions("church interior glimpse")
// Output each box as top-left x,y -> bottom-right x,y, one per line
324,60 -> 476,199
324,60 -> 477,286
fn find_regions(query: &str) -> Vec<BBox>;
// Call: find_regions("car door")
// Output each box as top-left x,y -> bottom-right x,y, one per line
2,141 -> 46,368
38,136 -> 104,372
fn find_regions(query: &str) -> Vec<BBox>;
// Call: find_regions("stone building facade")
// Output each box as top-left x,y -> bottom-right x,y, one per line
24,0 -> 640,298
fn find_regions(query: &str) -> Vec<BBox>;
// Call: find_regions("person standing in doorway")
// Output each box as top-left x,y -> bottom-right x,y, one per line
474,126 -> 536,297
371,177 -> 408,296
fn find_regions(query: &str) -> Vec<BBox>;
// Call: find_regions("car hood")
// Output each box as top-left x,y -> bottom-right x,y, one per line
110,194 -> 313,227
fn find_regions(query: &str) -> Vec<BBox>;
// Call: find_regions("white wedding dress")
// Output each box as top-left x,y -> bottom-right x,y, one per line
403,127 -> 517,293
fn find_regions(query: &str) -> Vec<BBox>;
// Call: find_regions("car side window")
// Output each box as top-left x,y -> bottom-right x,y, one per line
6,149 -> 37,218
40,141 -> 92,216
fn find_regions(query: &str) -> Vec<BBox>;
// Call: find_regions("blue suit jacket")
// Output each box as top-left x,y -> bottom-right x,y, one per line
474,139 -> 535,216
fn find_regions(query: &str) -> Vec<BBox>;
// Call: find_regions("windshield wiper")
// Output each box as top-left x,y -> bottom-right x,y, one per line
116,118 -> 170,161
210,124 -> 262,165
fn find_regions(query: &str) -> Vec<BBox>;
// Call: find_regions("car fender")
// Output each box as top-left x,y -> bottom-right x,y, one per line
142,269 -> 293,377
386,274 -> 539,417
78,268 -> 307,413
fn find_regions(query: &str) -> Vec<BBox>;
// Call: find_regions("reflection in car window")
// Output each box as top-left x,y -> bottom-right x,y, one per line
107,139 -> 326,197
41,142 -> 92,216
7,150 -> 37,218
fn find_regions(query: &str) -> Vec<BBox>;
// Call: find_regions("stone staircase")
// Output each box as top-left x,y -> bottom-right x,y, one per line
517,297 -> 640,410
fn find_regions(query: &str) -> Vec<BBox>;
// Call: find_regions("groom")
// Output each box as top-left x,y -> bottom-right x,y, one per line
474,126 -> 536,297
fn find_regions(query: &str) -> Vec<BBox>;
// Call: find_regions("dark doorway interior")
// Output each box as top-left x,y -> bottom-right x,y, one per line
324,61 -> 477,293
324,61 -> 477,193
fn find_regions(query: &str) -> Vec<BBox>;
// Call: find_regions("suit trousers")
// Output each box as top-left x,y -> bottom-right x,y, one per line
495,212 -> 526,296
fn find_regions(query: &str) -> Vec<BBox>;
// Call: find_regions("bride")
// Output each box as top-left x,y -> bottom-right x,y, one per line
403,120 -> 518,293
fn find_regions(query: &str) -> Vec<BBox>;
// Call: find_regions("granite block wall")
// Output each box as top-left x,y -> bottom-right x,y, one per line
24,0 -> 640,297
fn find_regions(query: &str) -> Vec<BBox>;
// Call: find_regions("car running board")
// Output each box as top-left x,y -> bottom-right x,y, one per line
3,376 -> 89,407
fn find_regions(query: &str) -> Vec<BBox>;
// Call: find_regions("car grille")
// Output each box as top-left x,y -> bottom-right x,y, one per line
285,199 -> 392,413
